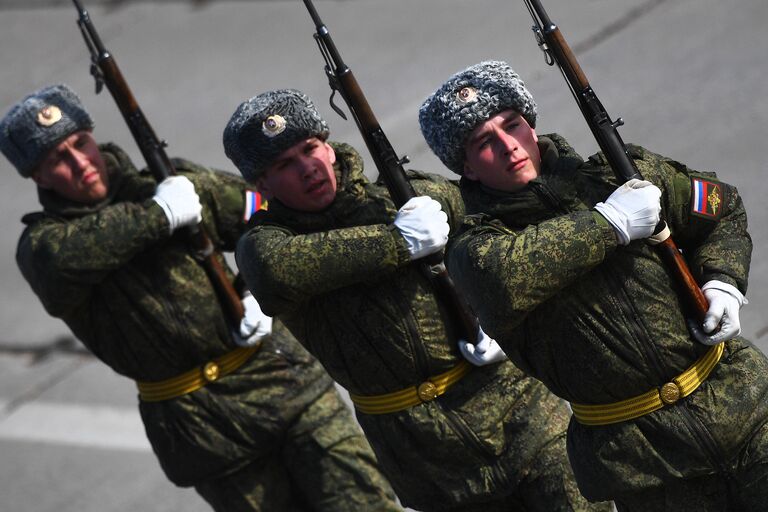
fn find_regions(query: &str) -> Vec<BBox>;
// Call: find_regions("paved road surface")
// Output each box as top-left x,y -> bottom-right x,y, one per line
1,0 -> 766,510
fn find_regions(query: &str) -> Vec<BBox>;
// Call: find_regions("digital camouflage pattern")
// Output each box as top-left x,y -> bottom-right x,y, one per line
447,134 -> 768,508
237,142 -> 608,511
16,143 -> 399,510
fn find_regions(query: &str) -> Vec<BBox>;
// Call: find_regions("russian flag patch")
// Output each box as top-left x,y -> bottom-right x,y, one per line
690,177 -> 724,220
243,190 -> 268,222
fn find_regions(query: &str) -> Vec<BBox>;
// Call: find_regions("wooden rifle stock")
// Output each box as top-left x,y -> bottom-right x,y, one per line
523,0 -> 709,322
303,0 -> 480,344
72,0 -> 244,326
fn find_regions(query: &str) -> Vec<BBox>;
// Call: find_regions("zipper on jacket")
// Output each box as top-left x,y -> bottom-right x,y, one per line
678,402 -> 729,472
438,401 -> 498,462
535,180 -> 671,380
605,269 -> 669,381
531,182 -> 570,214
388,283 -> 432,380
389,278 -> 497,461
606,264 -> 735,491
150,256 -> 193,345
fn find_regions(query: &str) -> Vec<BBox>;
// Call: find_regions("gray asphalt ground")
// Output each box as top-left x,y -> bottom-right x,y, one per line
0,0 -> 766,510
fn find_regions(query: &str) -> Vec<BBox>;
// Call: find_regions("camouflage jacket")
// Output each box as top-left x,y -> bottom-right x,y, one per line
447,134 -> 768,500
237,142 -> 575,509
16,144 -> 332,485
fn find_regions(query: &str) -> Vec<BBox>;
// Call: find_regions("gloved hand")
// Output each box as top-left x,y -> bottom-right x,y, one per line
232,292 -> 273,347
458,326 -> 507,366
593,179 -> 661,245
152,175 -> 203,233
393,195 -> 449,260
688,280 -> 748,345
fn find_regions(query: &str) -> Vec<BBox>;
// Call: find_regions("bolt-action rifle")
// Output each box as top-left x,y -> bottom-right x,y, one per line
523,0 -> 709,322
72,0 -> 245,327
302,0 -> 480,344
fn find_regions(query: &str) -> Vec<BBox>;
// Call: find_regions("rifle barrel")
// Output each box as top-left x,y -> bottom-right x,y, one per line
303,0 -> 480,343
523,0 -> 710,322
71,0 -> 245,326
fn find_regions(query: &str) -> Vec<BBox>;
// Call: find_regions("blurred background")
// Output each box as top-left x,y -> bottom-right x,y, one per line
1,0 -> 766,510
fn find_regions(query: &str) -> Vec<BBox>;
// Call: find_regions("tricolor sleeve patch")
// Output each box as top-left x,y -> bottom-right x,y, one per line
244,190 -> 268,222
690,177 -> 725,221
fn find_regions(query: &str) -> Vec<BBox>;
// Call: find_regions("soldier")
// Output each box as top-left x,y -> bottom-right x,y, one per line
420,60 -> 768,510
225,88 -> 610,512
0,83 -> 401,512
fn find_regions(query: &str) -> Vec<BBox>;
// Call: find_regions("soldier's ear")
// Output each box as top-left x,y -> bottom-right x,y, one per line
323,142 -> 336,165
463,162 -> 479,181
30,168 -> 53,189
254,176 -> 273,199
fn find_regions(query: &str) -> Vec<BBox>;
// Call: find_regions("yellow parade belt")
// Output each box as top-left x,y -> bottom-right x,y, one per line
349,360 -> 471,415
571,342 -> 724,426
137,344 -> 261,402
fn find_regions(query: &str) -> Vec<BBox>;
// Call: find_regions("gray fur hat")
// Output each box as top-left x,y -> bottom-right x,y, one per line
223,89 -> 329,182
419,60 -> 537,175
0,84 -> 94,177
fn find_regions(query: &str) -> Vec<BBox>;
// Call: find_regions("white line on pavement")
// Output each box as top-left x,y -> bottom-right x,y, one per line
0,399 -> 151,452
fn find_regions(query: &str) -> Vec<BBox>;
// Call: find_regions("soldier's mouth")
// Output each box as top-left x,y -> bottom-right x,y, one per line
306,180 -> 327,194
507,158 -> 529,173
81,170 -> 101,186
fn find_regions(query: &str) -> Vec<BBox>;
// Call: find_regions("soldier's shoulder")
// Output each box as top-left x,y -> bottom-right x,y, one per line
16,212 -> 59,267
583,143 -> 654,170
171,157 -> 245,186
407,169 -> 460,197
21,210 -> 49,226
169,157 -> 210,173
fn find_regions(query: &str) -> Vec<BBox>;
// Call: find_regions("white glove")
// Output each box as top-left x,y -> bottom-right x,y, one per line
232,293 -> 273,347
593,179 -> 661,245
152,176 -> 203,233
458,326 -> 507,366
393,196 -> 449,260
688,280 -> 748,345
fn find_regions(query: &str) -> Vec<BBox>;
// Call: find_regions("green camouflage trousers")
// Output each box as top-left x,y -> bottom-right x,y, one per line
194,385 -> 401,511
440,432 -> 612,512
613,417 -> 768,512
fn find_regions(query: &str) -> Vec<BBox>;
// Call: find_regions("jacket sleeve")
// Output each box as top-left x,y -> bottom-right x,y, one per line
632,147 -> 752,293
16,201 -> 169,316
172,159 -> 258,251
446,211 -> 617,339
236,223 -> 413,315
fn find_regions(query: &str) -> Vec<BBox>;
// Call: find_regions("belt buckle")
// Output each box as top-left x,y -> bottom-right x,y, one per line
417,381 -> 438,402
659,381 -> 681,405
202,361 -> 220,382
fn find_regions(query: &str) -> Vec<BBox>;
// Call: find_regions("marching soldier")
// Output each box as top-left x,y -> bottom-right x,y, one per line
1,83 -> 400,512
420,60 -> 768,510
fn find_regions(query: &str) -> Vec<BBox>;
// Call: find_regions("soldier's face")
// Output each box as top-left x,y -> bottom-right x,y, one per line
31,130 -> 109,204
463,110 -> 541,192
257,137 -> 338,212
